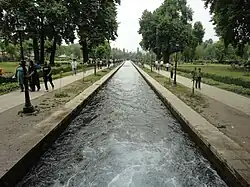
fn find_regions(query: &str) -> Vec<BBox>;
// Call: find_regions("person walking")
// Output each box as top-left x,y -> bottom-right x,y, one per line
71,59 -> 77,75
192,67 -> 198,89
170,63 -> 174,79
166,62 -> 170,71
28,60 -> 40,91
196,68 -> 202,89
43,61 -> 54,92
15,62 -> 24,92
160,61 -> 164,70
155,61 -> 158,70
100,60 -> 103,69
108,59 -> 111,68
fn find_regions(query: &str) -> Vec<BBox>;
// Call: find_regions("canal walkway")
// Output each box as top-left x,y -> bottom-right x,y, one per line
0,67 -> 105,114
144,64 -> 250,116
18,62 -> 227,187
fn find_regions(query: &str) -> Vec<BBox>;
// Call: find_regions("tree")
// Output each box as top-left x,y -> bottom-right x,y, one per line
0,0 -> 119,64
203,0 -> 250,57
93,41 -> 111,59
139,0 -> 193,63
195,45 -> 204,60
70,44 -> 82,59
193,21 -> 205,45
65,0 -> 119,63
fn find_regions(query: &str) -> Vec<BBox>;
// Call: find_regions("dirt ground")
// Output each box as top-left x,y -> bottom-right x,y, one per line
199,95 -> 250,153
0,69 -> 110,177
146,69 -> 250,153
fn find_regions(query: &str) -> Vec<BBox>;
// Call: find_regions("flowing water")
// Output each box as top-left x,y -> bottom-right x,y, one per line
17,61 -> 227,187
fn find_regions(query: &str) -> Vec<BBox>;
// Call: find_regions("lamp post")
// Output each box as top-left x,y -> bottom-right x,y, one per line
156,26 -> 159,61
173,44 -> 179,85
15,22 -> 35,113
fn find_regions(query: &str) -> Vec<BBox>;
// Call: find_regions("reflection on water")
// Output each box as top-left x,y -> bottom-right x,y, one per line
18,61 -> 227,187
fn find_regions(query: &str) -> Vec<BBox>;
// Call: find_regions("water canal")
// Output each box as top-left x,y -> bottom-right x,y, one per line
17,61 -> 227,187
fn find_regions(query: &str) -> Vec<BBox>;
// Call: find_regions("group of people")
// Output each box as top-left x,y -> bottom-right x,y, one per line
154,61 -> 174,79
153,60 -> 202,88
97,59 -> 112,69
15,61 -> 54,92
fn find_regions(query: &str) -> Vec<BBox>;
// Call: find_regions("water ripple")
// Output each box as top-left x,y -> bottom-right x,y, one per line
17,61 -> 227,187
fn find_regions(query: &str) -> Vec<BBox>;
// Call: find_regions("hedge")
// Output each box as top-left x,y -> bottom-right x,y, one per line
178,68 -> 250,89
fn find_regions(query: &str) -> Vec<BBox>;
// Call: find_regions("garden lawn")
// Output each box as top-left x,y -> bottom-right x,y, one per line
178,63 -> 250,91
0,62 -> 19,75
179,63 -> 250,81
0,61 -> 71,76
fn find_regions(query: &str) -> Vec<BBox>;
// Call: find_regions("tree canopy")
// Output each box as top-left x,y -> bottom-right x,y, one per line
139,0 -> 194,63
203,0 -> 250,57
0,0 -> 120,64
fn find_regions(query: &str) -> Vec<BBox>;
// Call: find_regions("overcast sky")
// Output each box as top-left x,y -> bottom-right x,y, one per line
111,0 -> 218,52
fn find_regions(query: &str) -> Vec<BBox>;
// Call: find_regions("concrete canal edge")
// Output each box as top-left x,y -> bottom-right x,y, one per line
0,63 -> 124,187
133,63 -> 250,187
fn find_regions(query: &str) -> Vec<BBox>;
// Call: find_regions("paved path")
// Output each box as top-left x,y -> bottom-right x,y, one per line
0,68 -> 106,114
145,64 -> 250,116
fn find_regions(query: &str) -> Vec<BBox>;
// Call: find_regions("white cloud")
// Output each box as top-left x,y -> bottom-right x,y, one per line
111,0 -> 218,51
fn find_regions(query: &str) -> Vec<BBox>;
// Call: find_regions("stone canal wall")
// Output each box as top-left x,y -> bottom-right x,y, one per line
133,63 -> 250,187
0,63 -> 124,187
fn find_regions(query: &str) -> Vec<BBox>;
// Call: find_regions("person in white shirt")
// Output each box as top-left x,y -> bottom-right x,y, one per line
160,61 -> 164,70
166,62 -> 170,71
71,59 -> 77,75
155,61 -> 158,70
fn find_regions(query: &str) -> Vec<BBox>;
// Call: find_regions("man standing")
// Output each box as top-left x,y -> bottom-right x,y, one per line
160,61 -> 164,70
166,62 -> 170,71
196,68 -> 202,89
170,63 -> 174,79
43,61 -> 54,92
28,60 -> 40,91
192,67 -> 197,89
71,59 -> 77,75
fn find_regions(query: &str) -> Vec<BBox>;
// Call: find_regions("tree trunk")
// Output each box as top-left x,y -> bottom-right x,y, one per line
81,39 -> 88,63
50,35 -> 57,66
32,36 -> 39,63
40,18 -> 45,64
163,52 -> 170,64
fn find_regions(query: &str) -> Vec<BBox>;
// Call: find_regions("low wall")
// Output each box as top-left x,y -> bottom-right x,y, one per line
0,62 -> 124,187
133,63 -> 250,187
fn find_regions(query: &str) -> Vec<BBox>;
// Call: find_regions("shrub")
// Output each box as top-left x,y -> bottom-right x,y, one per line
0,82 -> 19,94
0,76 -> 16,84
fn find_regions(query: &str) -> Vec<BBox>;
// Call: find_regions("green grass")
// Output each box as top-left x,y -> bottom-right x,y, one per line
142,66 -> 209,113
0,61 -> 70,76
0,62 -> 19,75
177,70 -> 250,97
179,63 -> 250,81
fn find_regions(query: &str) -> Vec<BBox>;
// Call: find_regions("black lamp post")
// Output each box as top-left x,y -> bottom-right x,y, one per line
173,44 -> 179,85
15,22 -> 35,113
150,52 -> 153,72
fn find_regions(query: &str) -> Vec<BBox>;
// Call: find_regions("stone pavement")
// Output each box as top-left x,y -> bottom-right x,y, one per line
0,68 -> 106,114
145,64 -> 250,116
